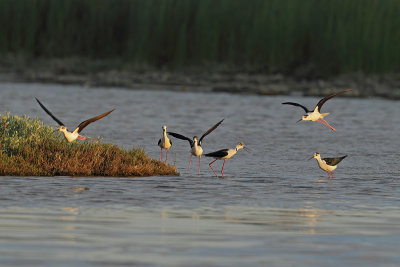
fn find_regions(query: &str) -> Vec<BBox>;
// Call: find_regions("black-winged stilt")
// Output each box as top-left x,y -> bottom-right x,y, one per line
36,98 -> 115,143
309,152 -> 347,179
282,89 -> 351,131
168,119 -> 224,175
205,142 -> 245,177
158,125 -> 172,164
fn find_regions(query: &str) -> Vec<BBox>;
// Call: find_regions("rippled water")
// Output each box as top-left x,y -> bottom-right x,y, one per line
0,82 -> 399,266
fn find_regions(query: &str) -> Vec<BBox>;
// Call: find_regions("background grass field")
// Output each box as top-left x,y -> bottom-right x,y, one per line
1,0 -> 399,76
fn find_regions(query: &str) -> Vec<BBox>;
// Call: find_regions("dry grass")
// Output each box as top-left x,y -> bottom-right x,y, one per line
0,113 -> 178,177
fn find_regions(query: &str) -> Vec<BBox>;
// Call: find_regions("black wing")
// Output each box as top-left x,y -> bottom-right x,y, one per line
323,155 -> 347,166
199,119 -> 224,145
76,108 -> 115,133
35,98 -> 65,126
316,89 -> 351,112
282,102 -> 310,113
158,139 -> 161,146
167,132 -> 194,147
204,149 -> 229,158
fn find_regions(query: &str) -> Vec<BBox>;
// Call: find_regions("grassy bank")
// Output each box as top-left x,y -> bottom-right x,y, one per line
0,113 -> 178,177
1,0 -> 400,75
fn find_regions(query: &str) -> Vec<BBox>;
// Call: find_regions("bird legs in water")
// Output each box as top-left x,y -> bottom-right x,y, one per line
188,154 -> 201,176
317,119 -> 336,131
208,159 -> 226,178
327,171 -> 334,179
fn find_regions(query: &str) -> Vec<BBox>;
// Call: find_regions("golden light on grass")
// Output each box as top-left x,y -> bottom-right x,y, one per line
0,113 -> 178,177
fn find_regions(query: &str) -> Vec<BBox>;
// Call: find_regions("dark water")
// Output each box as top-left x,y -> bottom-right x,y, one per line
0,82 -> 399,266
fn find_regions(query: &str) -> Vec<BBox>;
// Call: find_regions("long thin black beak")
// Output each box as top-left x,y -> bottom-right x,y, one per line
243,147 -> 250,152
296,118 -> 302,123
308,156 -> 314,160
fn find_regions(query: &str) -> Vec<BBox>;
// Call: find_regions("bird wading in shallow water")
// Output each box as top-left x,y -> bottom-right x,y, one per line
168,119 -> 224,175
205,142 -> 246,178
158,125 -> 172,164
282,89 -> 351,131
36,98 -> 115,143
309,152 -> 347,179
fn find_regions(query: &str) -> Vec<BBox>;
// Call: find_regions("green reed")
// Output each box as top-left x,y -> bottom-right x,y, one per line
0,0 -> 399,75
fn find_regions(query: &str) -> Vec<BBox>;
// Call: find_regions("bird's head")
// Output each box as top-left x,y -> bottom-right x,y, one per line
309,152 -> 320,160
57,126 -> 67,132
236,142 -> 245,151
162,125 -> 167,131
193,136 -> 198,142
297,114 -> 309,122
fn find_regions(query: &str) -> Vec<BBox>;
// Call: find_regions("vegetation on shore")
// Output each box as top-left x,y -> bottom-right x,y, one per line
0,0 -> 399,76
0,113 -> 178,177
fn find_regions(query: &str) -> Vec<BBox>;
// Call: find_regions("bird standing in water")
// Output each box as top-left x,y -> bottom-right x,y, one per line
205,142 -> 246,178
168,119 -> 224,175
158,125 -> 172,164
309,152 -> 347,179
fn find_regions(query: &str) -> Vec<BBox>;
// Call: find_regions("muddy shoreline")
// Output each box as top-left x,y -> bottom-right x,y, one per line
1,58 -> 399,99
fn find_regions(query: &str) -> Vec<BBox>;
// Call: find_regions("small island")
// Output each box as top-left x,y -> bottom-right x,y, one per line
0,113 -> 178,177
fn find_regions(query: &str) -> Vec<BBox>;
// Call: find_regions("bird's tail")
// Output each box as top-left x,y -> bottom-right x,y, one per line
321,112 -> 330,118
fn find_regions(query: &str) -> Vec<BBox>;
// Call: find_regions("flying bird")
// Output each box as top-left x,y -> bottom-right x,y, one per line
282,89 -> 351,131
36,98 -> 115,143
204,142 -> 246,178
309,152 -> 347,179
158,125 -> 172,164
168,119 -> 224,175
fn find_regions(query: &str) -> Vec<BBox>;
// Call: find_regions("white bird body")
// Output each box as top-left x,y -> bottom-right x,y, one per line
158,125 -> 172,163
310,152 -> 347,179
303,108 -> 330,122
191,138 -> 203,157
159,127 -> 172,150
59,126 -> 82,143
313,154 -> 337,172
205,142 -> 245,177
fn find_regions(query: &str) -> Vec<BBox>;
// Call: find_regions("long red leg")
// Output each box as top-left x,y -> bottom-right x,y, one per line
331,172 -> 334,179
165,149 -> 168,164
198,156 -> 201,176
160,149 -> 163,161
188,154 -> 192,171
327,171 -> 331,179
221,159 -> 226,177
209,159 -> 218,177
321,118 -> 336,131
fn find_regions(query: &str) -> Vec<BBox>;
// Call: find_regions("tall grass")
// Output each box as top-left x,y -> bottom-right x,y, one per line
0,113 -> 178,177
0,0 -> 399,75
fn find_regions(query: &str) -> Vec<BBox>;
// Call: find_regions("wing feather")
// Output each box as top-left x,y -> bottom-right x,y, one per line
282,102 -> 310,113
199,119 -> 224,144
35,98 -> 65,126
204,149 -> 229,158
76,109 -> 115,133
316,89 -> 351,112
167,132 -> 194,147
323,155 -> 347,166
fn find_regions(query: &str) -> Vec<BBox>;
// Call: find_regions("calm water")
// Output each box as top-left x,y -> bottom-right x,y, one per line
0,82 -> 399,266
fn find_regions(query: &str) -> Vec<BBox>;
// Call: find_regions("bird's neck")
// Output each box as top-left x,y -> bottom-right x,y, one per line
163,131 -> 168,139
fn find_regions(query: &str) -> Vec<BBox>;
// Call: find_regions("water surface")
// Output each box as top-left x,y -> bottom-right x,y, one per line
0,82 -> 399,266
